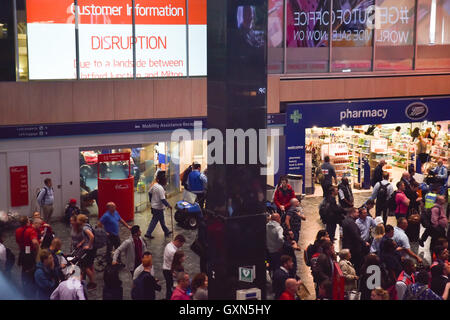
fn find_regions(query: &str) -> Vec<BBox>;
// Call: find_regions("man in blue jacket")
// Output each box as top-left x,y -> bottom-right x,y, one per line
187,163 -> 207,208
34,249 -> 58,300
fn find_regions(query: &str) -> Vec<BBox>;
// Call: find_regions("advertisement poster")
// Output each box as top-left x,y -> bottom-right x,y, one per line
10,166 -> 29,207
26,0 -> 206,80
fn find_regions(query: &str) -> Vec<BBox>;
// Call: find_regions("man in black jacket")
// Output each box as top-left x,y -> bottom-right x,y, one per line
272,255 -> 298,299
131,252 -> 161,300
323,186 -> 346,242
311,240 -> 336,298
342,208 -> 369,275
371,159 -> 385,187
338,177 -> 354,208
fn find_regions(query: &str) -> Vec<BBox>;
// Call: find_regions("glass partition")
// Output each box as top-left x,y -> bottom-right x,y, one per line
416,0 -> 450,70
286,0 -> 330,73
331,0 -> 374,72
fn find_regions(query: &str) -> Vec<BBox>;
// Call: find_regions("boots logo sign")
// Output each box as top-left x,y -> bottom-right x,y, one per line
405,102 -> 428,120
115,184 -> 129,190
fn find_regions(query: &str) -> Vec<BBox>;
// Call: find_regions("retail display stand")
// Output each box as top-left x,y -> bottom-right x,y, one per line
97,152 -> 134,222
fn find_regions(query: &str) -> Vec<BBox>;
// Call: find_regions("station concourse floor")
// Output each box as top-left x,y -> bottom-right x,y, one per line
2,191 -> 431,300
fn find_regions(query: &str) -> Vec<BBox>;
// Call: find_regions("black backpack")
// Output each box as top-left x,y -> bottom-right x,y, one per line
5,247 -> 15,272
376,182 -> 389,209
387,190 -> 398,213
420,206 -> 435,229
36,187 -> 49,206
40,227 -> 55,249
319,199 -> 330,224
181,166 -> 192,190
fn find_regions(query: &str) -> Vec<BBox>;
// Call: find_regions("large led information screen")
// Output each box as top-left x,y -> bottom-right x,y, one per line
26,0 -> 206,80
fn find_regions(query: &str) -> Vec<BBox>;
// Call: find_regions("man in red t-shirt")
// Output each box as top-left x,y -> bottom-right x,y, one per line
279,278 -> 300,300
15,216 -> 41,298
274,176 -> 296,213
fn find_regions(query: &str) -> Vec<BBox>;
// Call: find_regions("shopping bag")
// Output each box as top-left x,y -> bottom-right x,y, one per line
183,190 -> 197,204
190,237 -> 205,257
296,282 -> 311,300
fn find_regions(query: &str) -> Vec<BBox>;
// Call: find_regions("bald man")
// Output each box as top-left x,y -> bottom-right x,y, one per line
372,159 -> 386,187
285,198 -> 306,243
266,213 -> 285,272
279,278 -> 301,300
98,202 -> 131,261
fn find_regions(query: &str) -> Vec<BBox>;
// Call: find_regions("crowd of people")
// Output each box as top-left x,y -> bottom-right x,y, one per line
1,154 -> 448,301
307,152 -> 448,300
267,148 -> 449,300
0,170 -> 209,301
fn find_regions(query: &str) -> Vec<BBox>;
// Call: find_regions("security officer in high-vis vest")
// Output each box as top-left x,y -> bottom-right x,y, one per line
419,184 -> 440,247
425,186 -> 439,209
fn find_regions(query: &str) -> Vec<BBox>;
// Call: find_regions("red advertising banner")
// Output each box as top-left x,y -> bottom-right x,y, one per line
98,177 -> 134,222
98,152 -> 130,162
10,166 -> 29,207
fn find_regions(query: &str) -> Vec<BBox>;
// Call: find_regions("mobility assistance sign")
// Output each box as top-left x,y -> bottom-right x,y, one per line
285,96 -> 450,192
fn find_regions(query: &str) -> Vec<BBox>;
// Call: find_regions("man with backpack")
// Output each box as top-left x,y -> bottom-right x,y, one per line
319,186 -> 346,242
37,178 -> 55,223
76,214 -> 97,290
370,171 -> 394,225
320,156 -> 337,198
180,162 -> 194,191
64,198 -> 81,226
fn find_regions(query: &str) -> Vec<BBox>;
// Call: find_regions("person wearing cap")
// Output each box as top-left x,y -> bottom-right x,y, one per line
112,225 -> 148,276
64,198 -> 81,226
187,162 -> 208,209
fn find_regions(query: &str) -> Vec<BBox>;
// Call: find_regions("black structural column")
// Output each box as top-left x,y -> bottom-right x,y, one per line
206,0 -> 268,300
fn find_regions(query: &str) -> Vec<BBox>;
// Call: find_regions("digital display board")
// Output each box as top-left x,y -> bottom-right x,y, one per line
26,0 -> 206,80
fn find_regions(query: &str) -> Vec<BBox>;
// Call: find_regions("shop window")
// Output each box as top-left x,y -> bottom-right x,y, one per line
373,0 -> 415,71
268,0 -> 285,74
416,0 -> 450,70
331,0 -> 374,72
286,0 -> 330,73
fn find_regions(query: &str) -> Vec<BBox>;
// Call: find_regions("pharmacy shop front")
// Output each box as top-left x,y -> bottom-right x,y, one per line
285,96 -> 450,196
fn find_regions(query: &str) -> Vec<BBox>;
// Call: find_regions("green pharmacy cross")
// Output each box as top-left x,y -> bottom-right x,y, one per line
290,110 -> 302,123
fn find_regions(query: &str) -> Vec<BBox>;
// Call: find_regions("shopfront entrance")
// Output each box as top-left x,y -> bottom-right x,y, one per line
285,96 -> 450,195
79,139 -> 207,216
